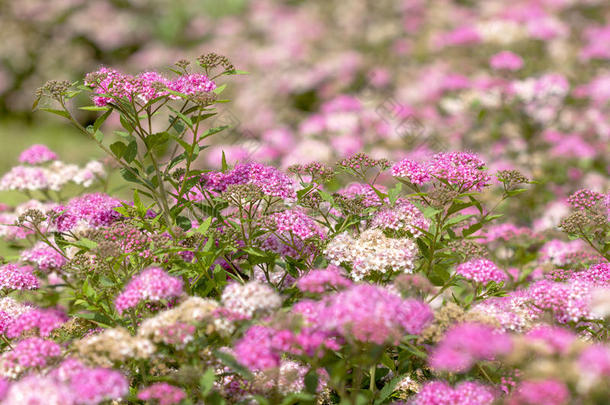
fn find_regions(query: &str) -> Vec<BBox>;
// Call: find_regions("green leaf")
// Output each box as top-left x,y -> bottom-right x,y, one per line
120,167 -> 141,184
167,105 -> 193,128
93,130 -> 104,142
79,106 -> 110,111
200,125 -> 228,140
119,115 -> 134,133
380,352 -> 396,372
124,141 -> 138,163
40,108 -> 71,119
213,350 -> 253,379
462,222 -> 483,237
484,213 -> 504,222
447,201 -> 474,216
444,214 -> 473,228
304,370 -> 318,395
221,151 -> 228,171
374,374 -> 405,404
133,190 -> 144,214
227,69 -> 250,75
176,215 -> 192,231
109,141 -> 127,159
388,183 -> 402,205
506,188 -> 528,197
200,368 -> 216,396
145,132 -> 170,150
72,238 -> 98,250
82,278 -> 95,299
32,96 -> 41,111
74,312 -> 114,328
213,83 -> 227,94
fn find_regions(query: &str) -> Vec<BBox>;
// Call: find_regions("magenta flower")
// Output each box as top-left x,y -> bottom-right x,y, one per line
490,51 -> 524,71
296,266 -> 352,293
115,267 -> 183,314
52,193 -> 123,232
456,259 -> 507,284
6,307 -> 67,338
413,380 -> 495,405
0,263 -> 39,291
138,383 -> 186,405
429,322 -> 512,372
2,337 -> 61,368
508,379 -> 569,405
18,144 -> 58,165
391,159 -> 430,185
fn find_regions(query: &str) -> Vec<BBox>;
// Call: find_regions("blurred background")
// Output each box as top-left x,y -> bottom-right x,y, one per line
0,0 -> 609,221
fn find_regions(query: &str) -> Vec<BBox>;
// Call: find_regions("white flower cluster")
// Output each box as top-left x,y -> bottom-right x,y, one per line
0,160 -> 105,192
138,297 -> 218,342
221,281 -> 282,318
75,327 -> 154,367
0,296 -> 32,318
324,228 -> 417,281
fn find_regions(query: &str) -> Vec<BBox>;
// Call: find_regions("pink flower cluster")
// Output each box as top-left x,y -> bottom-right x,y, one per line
567,189 -> 605,211
490,51 -> 524,71
6,308 -> 67,338
2,337 -> 61,368
371,199 -> 429,237
54,359 -> 129,405
137,383 -> 186,405
297,265 -> 352,294
296,266 -> 352,293
507,379 -> 569,405
483,223 -> 538,243
578,344 -> 610,379
233,324 -> 339,371
392,152 -> 490,191
390,159 -> 430,185
20,242 -> 66,271
53,193 -> 123,232
199,162 -> 295,199
413,381 -> 495,405
18,144 -> 58,165
0,263 -> 39,291
295,284 -> 433,345
1,358 -> 129,405
337,182 -> 385,207
267,208 -> 325,241
525,325 -> 575,354
115,267 -> 183,314
526,279 -> 592,323
429,322 -> 512,372
456,259 -> 507,284
85,67 -> 216,106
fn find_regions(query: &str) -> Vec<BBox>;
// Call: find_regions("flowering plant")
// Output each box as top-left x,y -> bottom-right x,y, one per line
0,49 -> 606,405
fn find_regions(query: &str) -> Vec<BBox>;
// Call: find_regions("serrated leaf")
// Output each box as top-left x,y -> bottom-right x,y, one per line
124,141 -> 138,163
110,141 -> 127,159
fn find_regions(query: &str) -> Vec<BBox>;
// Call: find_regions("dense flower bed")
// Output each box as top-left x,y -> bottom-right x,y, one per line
0,52 -> 605,404
4,0 -> 610,398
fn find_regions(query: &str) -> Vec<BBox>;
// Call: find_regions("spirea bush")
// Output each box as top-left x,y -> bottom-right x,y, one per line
0,53 -> 607,405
